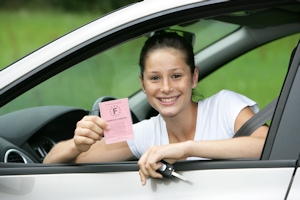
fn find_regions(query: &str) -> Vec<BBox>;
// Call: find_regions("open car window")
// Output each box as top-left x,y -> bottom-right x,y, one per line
0,38 -> 145,115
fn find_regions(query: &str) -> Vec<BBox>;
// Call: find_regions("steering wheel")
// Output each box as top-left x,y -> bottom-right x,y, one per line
89,96 -> 140,124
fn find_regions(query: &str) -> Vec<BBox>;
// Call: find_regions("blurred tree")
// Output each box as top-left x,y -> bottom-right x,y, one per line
0,0 -> 139,13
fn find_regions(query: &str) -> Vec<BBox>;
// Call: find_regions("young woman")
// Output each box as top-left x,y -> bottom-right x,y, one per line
43,32 -> 268,186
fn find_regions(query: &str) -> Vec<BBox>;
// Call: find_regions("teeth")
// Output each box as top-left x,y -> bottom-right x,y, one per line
160,97 -> 177,102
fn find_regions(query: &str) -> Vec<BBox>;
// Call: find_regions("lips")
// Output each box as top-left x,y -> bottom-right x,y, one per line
158,96 -> 179,104
160,97 -> 177,102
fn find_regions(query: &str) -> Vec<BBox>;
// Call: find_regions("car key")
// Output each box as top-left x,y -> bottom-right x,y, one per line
157,160 -> 187,181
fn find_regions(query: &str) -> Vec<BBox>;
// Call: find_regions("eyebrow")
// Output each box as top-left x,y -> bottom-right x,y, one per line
146,68 -> 185,74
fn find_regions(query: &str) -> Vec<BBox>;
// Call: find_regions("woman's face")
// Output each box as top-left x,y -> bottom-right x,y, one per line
140,48 -> 198,118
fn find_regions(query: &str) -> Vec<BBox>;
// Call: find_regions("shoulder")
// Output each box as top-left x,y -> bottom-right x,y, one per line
218,90 -> 258,112
198,89 -> 259,121
210,89 -> 241,101
215,90 -> 259,128
200,90 -> 256,107
197,90 -> 236,108
197,90 -> 258,136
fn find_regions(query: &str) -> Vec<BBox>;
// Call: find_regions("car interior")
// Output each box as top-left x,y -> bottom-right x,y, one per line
0,4 -> 300,166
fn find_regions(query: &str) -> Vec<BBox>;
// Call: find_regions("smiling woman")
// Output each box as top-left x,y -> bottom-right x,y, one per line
42,32 -> 269,187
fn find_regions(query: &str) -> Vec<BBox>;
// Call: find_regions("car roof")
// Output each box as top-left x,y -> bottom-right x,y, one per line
212,6 -> 300,27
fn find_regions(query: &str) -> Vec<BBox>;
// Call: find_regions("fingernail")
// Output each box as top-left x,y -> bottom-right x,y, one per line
106,126 -> 110,130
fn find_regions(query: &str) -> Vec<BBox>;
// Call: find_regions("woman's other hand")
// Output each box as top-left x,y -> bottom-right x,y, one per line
137,142 -> 188,185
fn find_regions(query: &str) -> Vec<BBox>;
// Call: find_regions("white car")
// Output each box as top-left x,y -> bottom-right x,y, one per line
1,0 -> 300,199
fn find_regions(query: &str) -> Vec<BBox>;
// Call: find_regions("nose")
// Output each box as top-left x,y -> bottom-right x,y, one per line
161,78 -> 173,93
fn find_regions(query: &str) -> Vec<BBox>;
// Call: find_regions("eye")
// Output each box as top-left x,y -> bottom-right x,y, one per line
172,74 -> 182,79
150,76 -> 160,81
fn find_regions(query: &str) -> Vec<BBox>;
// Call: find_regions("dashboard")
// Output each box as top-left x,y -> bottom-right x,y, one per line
0,106 -> 88,163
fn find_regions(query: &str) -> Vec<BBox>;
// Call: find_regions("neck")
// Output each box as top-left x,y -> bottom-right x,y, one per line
164,101 -> 198,143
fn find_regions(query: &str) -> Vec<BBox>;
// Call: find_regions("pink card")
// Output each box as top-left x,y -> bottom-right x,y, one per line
99,98 -> 134,144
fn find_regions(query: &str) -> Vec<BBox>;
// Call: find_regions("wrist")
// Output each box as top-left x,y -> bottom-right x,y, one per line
182,140 -> 194,158
70,139 -> 83,156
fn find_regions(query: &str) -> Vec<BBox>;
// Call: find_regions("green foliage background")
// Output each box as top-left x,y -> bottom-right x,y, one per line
0,10 -> 100,69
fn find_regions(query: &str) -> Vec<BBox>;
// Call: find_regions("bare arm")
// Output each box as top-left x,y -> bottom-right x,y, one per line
43,139 -> 81,164
75,139 -> 135,163
186,106 -> 268,159
43,115 -> 135,164
138,106 -> 268,185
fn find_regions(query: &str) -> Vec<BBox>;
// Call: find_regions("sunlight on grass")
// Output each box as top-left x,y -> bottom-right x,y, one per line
0,10 -> 100,69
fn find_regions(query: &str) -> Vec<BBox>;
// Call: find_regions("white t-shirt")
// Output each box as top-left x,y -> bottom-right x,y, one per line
126,90 -> 259,159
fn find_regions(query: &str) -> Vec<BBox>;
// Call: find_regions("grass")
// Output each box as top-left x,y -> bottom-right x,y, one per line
0,10 -> 100,69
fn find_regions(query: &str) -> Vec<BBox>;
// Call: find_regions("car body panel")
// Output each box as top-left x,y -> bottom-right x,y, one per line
0,166 -> 294,199
288,165 -> 300,200
0,160 -> 296,199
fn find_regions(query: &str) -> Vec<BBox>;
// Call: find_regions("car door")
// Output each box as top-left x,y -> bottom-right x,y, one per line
0,159 -> 296,199
1,0 -> 300,199
287,157 -> 300,200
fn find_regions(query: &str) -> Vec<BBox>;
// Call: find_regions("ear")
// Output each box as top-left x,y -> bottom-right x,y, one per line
139,74 -> 145,91
192,67 -> 199,87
